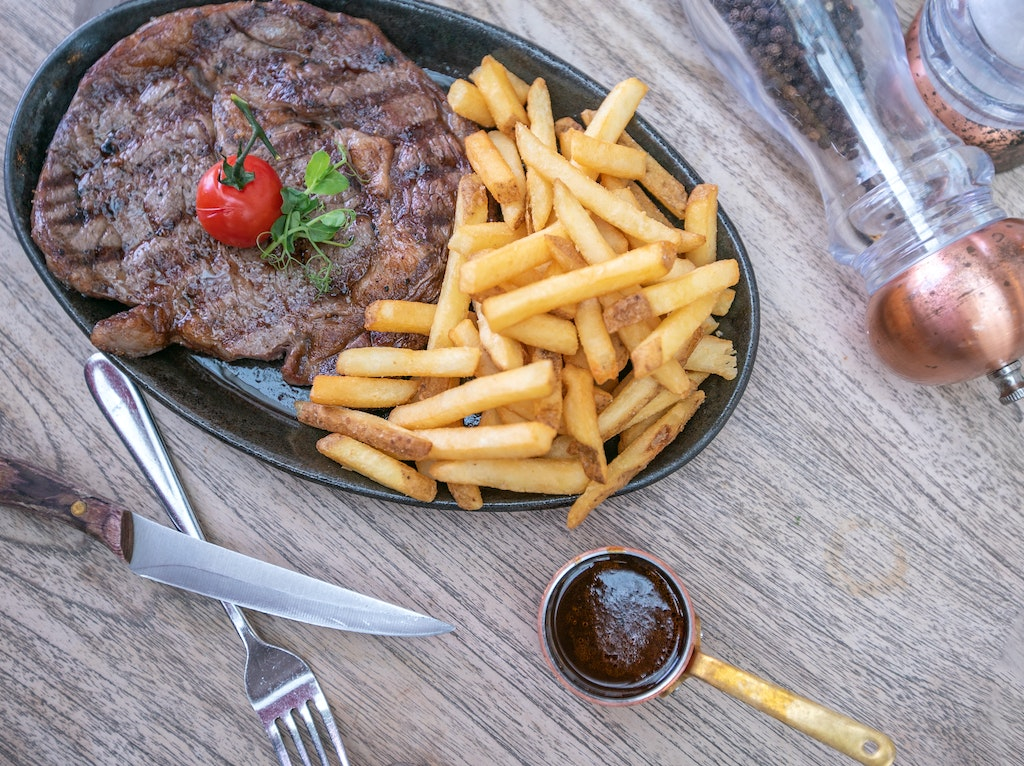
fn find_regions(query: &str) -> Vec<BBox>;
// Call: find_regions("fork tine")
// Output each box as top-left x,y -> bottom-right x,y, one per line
265,721 -> 293,766
297,702 -> 331,766
280,712 -> 314,766
311,692 -> 351,766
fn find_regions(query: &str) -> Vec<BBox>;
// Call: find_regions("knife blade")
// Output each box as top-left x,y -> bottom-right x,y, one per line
0,456 -> 453,637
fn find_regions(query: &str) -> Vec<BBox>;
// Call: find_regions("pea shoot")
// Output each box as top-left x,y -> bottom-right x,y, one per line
259,144 -> 358,294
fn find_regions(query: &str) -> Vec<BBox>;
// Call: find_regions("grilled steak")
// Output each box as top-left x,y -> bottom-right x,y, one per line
31,0 -> 473,384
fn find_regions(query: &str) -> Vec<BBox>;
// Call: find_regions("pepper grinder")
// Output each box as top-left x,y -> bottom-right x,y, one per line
906,0 -> 1024,173
680,0 -> 1024,404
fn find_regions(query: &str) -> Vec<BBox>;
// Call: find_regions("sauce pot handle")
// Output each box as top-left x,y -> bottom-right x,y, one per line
686,651 -> 895,766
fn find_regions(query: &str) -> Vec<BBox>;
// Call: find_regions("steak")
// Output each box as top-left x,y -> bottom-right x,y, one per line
31,0 -> 474,384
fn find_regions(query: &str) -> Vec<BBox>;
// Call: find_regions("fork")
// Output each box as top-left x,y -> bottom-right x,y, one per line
84,353 -> 351,766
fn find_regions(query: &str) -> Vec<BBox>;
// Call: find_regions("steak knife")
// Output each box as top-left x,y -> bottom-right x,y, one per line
0,455 -> 453,637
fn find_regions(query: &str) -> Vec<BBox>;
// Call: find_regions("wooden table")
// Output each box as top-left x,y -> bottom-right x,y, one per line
2,0 -> 1022,763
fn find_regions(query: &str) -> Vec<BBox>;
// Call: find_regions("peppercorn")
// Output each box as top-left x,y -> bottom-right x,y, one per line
711,0 -> 865,159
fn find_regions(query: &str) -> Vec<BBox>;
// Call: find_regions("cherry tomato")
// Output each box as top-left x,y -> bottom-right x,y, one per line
196,154 -> 283,248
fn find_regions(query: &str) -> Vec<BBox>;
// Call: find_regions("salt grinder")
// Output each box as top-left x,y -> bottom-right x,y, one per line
681,0 -> 1024,404
906,0 -> 1024,173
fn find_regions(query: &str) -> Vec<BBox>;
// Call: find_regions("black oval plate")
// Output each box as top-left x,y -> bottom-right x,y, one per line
6,0 -> 759,510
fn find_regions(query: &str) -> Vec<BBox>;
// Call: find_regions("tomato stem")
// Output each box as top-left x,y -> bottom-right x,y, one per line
219,94 -> 280,191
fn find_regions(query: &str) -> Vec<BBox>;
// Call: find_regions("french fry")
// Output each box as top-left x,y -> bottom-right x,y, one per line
684,184 -> 719,266
567,393 -> 704,528
489,129 -> 528,229
335,346 -> 481,378
447,316 -> 483,349
684,335 -> 737,380
600,293 -> 651,333
469,61 -> 531,105
480,240 -> 674,332
712,288 -> 736,316
464,130 -> 522,205
525,167 -> 554,232
574,296 -> 622,384
428,175 -> 484,352
545,434 -> 578,459
448,222 -> 518,254
388,360 -> 556,429
593,385 -> 614,413
569,132 -> 647,179
581,110 -> 690,219
527,77 -> 557,149
495,404 -> 532,424
476,407 -> 504,427
508,70 -> 532,103
503,264 -> 554,290
545,235 -> 589,272
593,215 -> 631,254
629,293 -> 720,378
447,78 -> 496,127
636,155 -> 691,220
317,434 -> 437,503
583,77 -> 649,142
602,259 -> 740,331
618,412 -> 660,452
651,258 -> 738,312
427,245 -> 472,352
491,375 -> 557,425
700,315 -> 719,335
500,313 -> 580,356
599,173 -> 631,191
615,321 -> 694,396
660,257 -> 698,282
454,173 -> 491,226
490,130 -> 526,184
554,116 -> 584,157
459,224 -> 563,294
364,300 -> 436,335
425,458 -> 589,495
618,387 -> 680,436
310,375 -> 418,409
563,365 -> 608,483
529,347 -> 564,431
412,376 -> 456,405
551,179 -> 618,265
470,55 -> 529,134
627,181 -> 672,225
515,124 -> 699,252
448,316 -> 504,375
296,402 -> 431,461
474,301 -> 524,370
418,421 -> 557,460
605,186 -> 650,251
688,370 -> 712,387
448,482 -> 484,511
597,374 -> 663,440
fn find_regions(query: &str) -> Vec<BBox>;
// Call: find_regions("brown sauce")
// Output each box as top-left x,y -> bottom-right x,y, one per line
548,553 -> 688,698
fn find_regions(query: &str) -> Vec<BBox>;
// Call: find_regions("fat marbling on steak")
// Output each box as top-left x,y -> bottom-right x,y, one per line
32,0 -> 474,384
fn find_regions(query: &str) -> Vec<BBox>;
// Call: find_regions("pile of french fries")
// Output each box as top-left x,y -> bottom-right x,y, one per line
297,55 -> 741,528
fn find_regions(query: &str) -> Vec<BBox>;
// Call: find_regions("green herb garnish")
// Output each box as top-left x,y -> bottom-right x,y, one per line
259,145 -> 357,293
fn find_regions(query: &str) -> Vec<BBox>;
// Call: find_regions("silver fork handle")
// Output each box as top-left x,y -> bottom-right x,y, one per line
84,353 -> 257,643
84,353 -> 202,538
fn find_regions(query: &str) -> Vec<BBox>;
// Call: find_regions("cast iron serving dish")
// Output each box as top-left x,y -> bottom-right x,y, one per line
6,0 -> 759,510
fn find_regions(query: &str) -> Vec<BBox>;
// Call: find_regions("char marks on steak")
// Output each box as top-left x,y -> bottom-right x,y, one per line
31,0 -> 474,384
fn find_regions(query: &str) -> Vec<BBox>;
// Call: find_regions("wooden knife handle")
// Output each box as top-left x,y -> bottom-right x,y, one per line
0,456 -> 131,562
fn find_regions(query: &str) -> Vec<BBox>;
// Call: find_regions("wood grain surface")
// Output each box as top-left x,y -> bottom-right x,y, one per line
1,0 -> 1022,764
